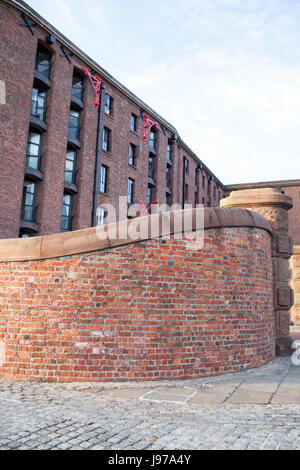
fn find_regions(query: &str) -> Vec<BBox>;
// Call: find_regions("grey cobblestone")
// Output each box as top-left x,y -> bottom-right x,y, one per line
0,358 -> 299,450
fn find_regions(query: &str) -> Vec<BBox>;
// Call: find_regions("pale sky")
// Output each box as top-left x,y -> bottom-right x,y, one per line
27,0 -> 300,184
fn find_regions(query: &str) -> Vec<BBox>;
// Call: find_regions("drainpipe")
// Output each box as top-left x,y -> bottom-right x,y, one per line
182,156 -> 187,209
92,82 -> 105,227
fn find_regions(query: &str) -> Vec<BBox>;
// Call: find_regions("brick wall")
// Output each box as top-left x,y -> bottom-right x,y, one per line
0,222 -> 274,383
291,246 -> 300,326
281,186 -> 300,245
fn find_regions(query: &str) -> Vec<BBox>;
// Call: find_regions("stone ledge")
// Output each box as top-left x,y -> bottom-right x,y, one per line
220,187 -> 293,210
0,208 -> 272,262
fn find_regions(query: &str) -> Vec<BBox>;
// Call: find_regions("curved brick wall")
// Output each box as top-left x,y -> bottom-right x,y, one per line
0,209 -> 275,382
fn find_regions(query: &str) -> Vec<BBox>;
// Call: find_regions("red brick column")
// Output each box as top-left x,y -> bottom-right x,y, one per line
221,188 -> 294,356
291,246 -> 300,326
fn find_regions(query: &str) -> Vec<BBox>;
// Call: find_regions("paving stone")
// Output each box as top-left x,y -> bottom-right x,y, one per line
227,379 -> 280,404
100,387 -> 151,399
141,387 -> 195,403
189,383 -> 239,404
281,376 -> 300,386
272,381 -> 300,404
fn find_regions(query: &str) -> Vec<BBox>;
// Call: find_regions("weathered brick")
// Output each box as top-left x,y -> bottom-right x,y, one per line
0,227 -> 275,382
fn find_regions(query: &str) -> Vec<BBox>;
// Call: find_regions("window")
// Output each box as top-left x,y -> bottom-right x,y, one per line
185,184 -> 189,203
195,191 -> 199,207
35,44 -> 51,79
21,181 -> 36,222
167,140 -> 172,163
147,185 -> 153,206
100,165 -> 108,193
148,155 -> 155,180
202,175 -> 205,188
97,207 -> 106,226
149,130 -> 156,151
128,178 -> 134,204
19,232 -> 31,239
65,150 -> 77,184
104,94 -> 113,115
131,114 -> 137,132
166,166 -> 171,187
68,109 -> 80,140
31,88 -> 47,122
26,131 -> 42,170
129,144 -> 136,166
71,73 -> 84,101
195,169 -> 198,187
184,158 -> 189,173
166,193 -> 171,206
61,193 -> 72,232
207,178 -> 211,195
102,127 -> 110,152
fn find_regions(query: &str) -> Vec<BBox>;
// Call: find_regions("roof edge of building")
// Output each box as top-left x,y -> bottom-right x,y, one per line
225,179 -> 300,191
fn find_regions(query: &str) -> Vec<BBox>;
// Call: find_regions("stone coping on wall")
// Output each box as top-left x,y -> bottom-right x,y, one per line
220,188 -> 293,209
0,208 -> 272,262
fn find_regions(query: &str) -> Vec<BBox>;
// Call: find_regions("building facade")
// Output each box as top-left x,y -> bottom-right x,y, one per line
225,180 -> 300,246
0,0 -> 299,250
0,0 -> 225,240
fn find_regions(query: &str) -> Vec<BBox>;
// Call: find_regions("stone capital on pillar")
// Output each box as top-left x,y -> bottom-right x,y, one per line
221,187 -> 294,357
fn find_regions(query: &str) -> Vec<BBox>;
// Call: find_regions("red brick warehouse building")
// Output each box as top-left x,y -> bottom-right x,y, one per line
0,0 -> 299,245
0,0 -> 227,240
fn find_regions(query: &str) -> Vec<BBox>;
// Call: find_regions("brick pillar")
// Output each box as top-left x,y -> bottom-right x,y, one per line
291,246 -> 300,326
221,188 -> 294,356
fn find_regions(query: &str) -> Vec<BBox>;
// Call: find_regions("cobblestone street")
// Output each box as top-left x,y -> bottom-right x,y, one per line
0,357 -> 299,450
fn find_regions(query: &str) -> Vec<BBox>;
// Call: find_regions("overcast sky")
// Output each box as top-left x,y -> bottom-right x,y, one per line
27,0 -> 300,184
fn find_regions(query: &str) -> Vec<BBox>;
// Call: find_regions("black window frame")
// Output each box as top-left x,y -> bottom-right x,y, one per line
26,131 -> 42,171
64,149 -> 77,184
31,87 -> 47,122
167,139 -> 172,163
195,169 -> 199,187
104,94 -> 113,116
61,193 -> 73,232
131,114 -> 137,132
185,183 -> 189,203
102,127 -> 111,152
68,109 -> 81,141
21,180 -> 37,223
184,158 -> 189,173
71,72 -> 84,102
147,185 -> 153,206
97,207 -> 107,226
128,178 -> 134,205
129,143 -> 136,166
35,44 -> 51,79
166,166 -> 171,187
100,165 -> 108,194
149,130 -> 157,151
148,155 -> 155,180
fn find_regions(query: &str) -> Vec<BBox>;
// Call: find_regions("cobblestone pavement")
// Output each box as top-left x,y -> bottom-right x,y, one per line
0,358 -> 299,450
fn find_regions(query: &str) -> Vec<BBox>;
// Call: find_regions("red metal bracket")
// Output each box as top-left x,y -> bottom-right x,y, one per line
83,68 -> 102,108
139,200 -> 158,216
142,113 -> 158,141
